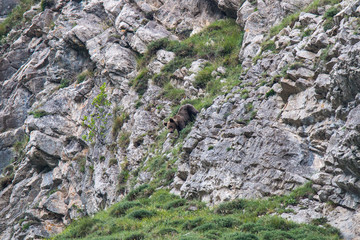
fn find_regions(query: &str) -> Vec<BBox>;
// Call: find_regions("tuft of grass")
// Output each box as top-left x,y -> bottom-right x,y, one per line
124,232 -> 145,240
265,89 -> 276,98
59,78 -> 70,88
194,64 -> 216,89
29,110 -> 49,118
109,158 -> 117,167
215,199 -> 246,215
118,131 -> 131,149
125,184 -> 155,201
77,69 -> 94,83
182,217 -> 204,230
109,201 -> 142,217
162,83 -> 185,102
127,209 -> 155,220
77,157 -> 86,173
130,69 -> 149,96
261,40 -> 276,52
112,112 -> 129,137
163,199 -> 187,210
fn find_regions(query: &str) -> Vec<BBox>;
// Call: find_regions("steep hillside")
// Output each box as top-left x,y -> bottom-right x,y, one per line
1,0 -> 360,239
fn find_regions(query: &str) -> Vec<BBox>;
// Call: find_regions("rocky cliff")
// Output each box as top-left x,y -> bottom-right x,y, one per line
1,0 -> 360,239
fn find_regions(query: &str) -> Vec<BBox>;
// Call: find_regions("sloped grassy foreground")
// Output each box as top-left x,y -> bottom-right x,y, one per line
53,183 -> 341,240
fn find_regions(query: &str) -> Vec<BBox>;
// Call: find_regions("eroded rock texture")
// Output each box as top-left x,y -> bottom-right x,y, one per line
1,0 -> 360,239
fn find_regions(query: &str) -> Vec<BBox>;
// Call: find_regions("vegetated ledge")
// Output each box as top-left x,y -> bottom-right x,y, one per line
52,182 -> 341,240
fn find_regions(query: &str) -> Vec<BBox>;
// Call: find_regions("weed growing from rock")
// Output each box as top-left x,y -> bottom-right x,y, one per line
82,82 -> 111,144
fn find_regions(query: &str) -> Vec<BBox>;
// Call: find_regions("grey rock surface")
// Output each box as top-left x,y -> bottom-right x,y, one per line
1,0 -> 360,239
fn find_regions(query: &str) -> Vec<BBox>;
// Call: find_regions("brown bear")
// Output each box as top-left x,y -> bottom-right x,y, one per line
164,104 -> 199,134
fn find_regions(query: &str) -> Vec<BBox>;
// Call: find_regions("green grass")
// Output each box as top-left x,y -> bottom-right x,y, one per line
77,69 -> 94,83
29,110 -> 49,118
269,0 -> 341,37
0,0 -> 39,40
132,19 -> 244,110
53,184 -> 340,240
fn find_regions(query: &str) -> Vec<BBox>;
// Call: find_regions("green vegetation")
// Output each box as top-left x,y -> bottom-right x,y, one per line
29,110 -> 49,118
40,0 -> 54,11
82,83 -> 111,143
112,111 -> 129,137
0,0 -> 39,40
133,19 -> 244,113
129,69 -> 150,96
53,183 -> 340,240
269,0 -> 341,37
77,157 -> 86,173
59,78 -> 71,88
77,69 -> 94,83
118,131 -> 131,149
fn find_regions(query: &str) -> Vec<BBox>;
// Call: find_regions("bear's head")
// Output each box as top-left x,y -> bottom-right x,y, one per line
164,118 -> 177,133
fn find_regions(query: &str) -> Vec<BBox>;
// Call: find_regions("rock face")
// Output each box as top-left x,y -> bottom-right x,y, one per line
1,0 -> 360,239
0,0 -> 20,16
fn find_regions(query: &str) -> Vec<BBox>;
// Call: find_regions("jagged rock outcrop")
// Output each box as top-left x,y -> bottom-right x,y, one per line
1,0 -> 360,239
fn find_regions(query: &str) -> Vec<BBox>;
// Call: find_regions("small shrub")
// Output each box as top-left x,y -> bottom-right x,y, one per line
124,232 -> 145,240
182,217 -> 203,230
324,6 -> 339,18
127,209 -> 155,220
110,201 -> 141,217
194,222 -> 217,232
260,230 -> 293,240
125,184 -> 154,201
222,232 -> 259,240
240,223 -> 270,233
164,199 -> 187,210
208,146 -> 214,150
265,89 -> 276,98
157,227 -> 178,235
213,217 -> 239,228
215,199 -> 246,214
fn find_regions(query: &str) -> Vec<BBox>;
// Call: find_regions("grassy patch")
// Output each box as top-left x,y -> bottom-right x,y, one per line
269,0 -> 341,37
132,19 -> 244,109
118,131 -> 131,149
77,69 -> 94,83
59,78 -> 71,88
0,0 -> 39,40
29,110 -> 49,118
53,184 -> 340,240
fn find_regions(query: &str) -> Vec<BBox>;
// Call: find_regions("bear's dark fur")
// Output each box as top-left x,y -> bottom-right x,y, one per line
164,104 -> 199,134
